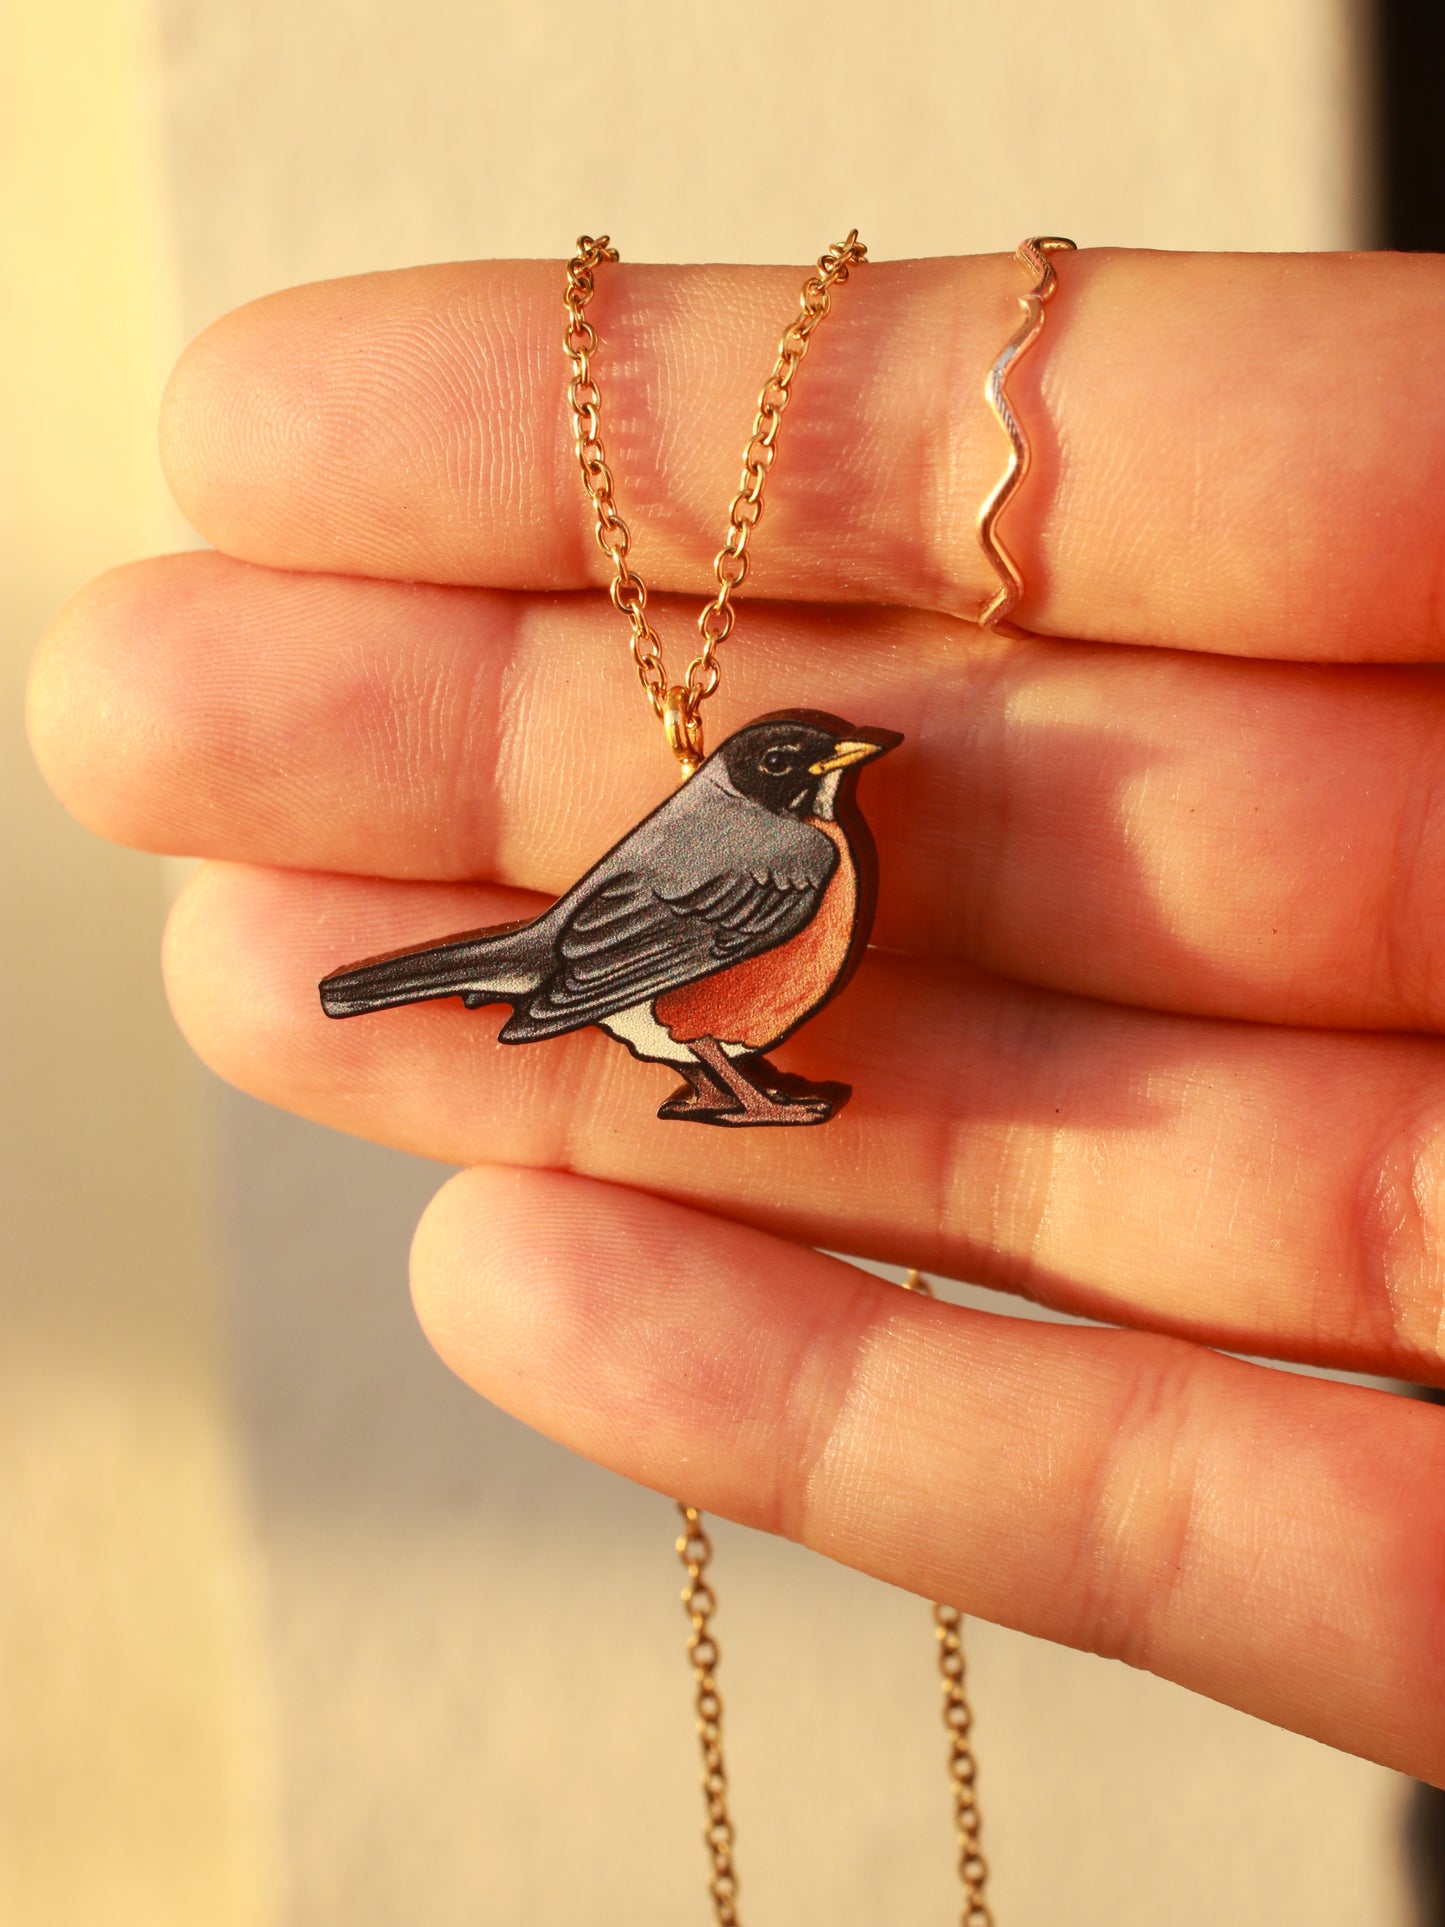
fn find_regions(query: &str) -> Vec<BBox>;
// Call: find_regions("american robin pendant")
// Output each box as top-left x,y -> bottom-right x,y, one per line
320,711 -> 900,1127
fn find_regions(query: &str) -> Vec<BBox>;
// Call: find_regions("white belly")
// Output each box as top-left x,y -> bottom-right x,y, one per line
599,1002 -> 750,1064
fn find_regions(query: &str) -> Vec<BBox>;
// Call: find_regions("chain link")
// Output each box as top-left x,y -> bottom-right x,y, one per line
933,1602 -> 994,1927
563,232 -> 867,769
674,1271 -> 991,1927
676,1504 -> 741,1925
903,1269 -> 995,1927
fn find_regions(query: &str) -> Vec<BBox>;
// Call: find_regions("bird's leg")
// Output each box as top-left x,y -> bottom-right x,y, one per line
656,1056 -> 741,1121
684,1036 -> 839,1128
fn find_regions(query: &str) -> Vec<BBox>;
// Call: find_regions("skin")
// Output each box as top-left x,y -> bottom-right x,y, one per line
26,247 -> 1445,1785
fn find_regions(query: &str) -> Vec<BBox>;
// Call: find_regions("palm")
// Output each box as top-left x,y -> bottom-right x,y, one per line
29,248 -> 1445,1785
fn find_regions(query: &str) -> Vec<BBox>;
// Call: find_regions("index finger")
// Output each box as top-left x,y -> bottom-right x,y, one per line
160,249 -> 1445,660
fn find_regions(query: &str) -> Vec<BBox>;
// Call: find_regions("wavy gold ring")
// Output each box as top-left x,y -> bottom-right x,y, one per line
976,236 -> 1077,634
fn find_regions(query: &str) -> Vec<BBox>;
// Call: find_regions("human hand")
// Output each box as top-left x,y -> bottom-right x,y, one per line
28,248 -> 1445,1785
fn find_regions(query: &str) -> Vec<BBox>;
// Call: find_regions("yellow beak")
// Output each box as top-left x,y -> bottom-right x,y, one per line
808,739 -> 886,775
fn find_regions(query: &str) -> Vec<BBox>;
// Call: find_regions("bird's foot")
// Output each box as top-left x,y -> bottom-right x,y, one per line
656,1082 -> 741,1123
734,1059 -> 852,1124
689,1067 -> 853,1128
657,1084 -> 835,1127
704,1086 -> 839,1127
660,1040 -> 852,1128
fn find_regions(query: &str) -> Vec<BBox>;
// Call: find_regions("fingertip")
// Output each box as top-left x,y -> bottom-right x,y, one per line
26,586 -> 82,806
160,322 -> 218,545
407,1165 -> 682,1481
161,860 -> 326,1097
409,1162 -> 682,1363
408,1162 -> 543,1368
30,554 -> 255,853
400,1165 -> 886,1527
160,859 -> 239,1057
159,302 -> 265,555
157,267 -> 528,576
161,283 -> 342,563
28,565 -> 152,834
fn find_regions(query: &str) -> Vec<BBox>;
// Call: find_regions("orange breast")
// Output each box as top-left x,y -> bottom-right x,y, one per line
654,819 -> 855,1051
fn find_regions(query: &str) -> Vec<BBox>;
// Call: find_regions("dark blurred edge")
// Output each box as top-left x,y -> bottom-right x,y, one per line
1379,0 -> 1445,1907
1376,0 -> 1445,249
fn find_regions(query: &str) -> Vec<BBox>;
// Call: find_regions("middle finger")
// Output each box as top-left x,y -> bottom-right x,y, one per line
35,547 -> 1445,1032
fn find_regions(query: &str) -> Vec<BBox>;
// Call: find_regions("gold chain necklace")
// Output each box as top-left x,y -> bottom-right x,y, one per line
562,231 -> 867,774
318,234 -> 991,1913
317,231 -> 1092,1924
562,237 -> 993,1927
671,1281 -> 991,1927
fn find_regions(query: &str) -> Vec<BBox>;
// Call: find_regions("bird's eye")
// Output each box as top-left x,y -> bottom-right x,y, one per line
760,746 -> 797,775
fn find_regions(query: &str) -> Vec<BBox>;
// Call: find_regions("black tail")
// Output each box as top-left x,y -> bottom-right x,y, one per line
318,922 -> 542,1019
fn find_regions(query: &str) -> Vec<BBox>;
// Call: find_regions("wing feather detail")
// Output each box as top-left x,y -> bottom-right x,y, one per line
497,848 -> 836,1044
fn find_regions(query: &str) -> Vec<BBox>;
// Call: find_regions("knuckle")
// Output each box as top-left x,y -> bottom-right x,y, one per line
1060,1336 -> 1205,1671
1354,1084 -> 1445,1374
1382,732 -> 1445,1024
439,592 -> 528,880
782,1289 -> 901,1551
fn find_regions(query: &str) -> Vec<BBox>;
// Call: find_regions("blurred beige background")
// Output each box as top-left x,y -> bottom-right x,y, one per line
3,1 -> 1417,1923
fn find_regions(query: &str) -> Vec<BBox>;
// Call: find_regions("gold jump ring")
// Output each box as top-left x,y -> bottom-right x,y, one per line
976,236 -> 1076,636
662,683 -> 705,779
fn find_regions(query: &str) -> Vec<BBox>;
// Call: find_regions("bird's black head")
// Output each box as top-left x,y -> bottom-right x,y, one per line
712,711 -> 902,819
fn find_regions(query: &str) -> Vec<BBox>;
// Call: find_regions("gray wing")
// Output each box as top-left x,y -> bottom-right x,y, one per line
498,790 -> 836,1043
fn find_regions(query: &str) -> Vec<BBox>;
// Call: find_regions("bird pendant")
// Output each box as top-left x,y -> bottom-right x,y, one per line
319,711 -> 900,1127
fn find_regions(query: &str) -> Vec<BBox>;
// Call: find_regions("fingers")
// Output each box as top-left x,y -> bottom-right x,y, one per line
165,860 -> 1445,1385
411,1165 -> 1445,1784
158,250 -> 1445,660
33,550 -> 1445,1033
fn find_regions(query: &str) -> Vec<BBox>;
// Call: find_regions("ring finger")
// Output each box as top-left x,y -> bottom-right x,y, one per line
166,859 -> 1445,1385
